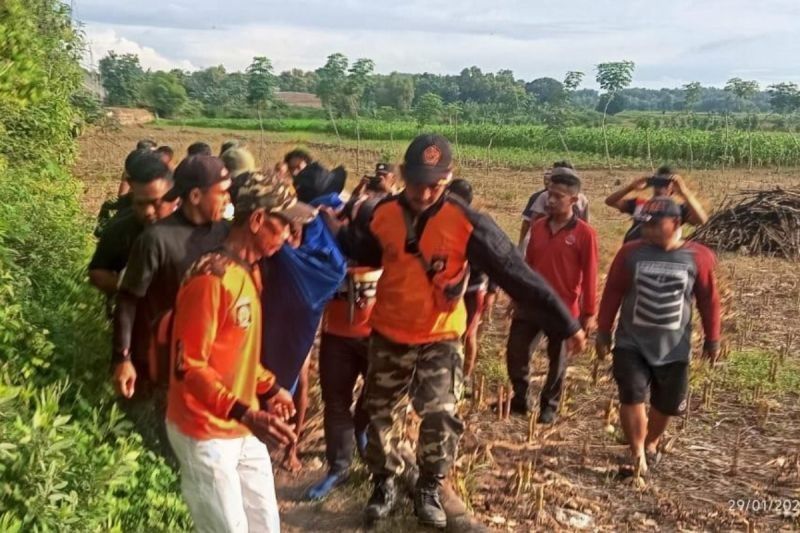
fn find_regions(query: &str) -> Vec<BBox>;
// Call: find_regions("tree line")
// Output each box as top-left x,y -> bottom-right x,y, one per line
93,51 -> 800,129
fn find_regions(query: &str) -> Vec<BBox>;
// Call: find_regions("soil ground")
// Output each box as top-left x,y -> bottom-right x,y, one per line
75,125 -> 800,532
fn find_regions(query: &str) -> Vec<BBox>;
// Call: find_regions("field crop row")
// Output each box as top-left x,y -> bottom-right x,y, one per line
164,117 -> 800,168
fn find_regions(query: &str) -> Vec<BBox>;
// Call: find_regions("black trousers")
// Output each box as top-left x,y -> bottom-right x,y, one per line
505,317 -> 567,411
319,332 -> 370,474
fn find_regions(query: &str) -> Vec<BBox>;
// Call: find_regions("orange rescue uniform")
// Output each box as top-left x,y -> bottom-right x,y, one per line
167,252 -> 279,440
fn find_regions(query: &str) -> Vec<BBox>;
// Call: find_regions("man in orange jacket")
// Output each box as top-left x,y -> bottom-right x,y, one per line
328,134 -> 586,529
166,172 -> 314,532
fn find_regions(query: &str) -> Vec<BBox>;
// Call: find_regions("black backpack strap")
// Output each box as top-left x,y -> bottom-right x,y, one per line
400,202 -> 436,279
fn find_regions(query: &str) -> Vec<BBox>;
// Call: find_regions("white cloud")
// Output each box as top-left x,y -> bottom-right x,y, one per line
74,0 -> 800,88
82,26 -> 196,71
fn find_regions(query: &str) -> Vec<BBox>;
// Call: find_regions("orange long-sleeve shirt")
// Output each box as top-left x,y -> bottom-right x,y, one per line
167,252 -> 278,440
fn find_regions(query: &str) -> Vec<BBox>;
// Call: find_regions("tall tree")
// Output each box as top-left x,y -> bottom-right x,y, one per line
563,71 -> 584,92
596,60 -> 635,170
278,69 -> 318,93
681,82 -> 702,169
725,77 -> 760,170
98,51 -> 144,106
414,92 -> 444,128
343,58 -> 375,116
540,70 -> 584,154
767,82 -> 800,115
141,71 -> 187,117
374,72 -> 415,113
315,53 -> 349,112
246,56 -> 277,114
525,77 -> 565,105
724,78 -> 759,110
682,81 -> 702,112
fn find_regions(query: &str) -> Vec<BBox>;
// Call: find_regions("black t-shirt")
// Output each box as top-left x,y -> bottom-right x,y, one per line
95,194 -> 133,238
119,209 -> 229,359
89,211 -> 143,273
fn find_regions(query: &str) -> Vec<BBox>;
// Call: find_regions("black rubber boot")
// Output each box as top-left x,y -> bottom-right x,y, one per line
364,475 -> 398,523
414,475 -> 447,529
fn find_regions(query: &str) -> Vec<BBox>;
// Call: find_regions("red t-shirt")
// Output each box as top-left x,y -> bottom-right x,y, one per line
525,217 -> 598,318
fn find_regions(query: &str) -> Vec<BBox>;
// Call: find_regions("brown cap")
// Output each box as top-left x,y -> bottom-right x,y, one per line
164,156 -> 229,201
235,172 -> 317,224
402,134 -> 453,185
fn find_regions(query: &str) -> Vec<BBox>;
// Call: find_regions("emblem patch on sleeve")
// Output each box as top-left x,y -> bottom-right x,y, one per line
235,299 -> 252,328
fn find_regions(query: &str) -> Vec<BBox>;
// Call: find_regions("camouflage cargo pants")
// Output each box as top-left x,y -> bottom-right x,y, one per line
364,332 -> 465,478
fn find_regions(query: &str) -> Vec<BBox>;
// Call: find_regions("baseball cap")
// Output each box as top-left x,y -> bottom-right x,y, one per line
235,172 -> 317,224
221,147 -> 256,178
635,197 -> 683,222
402,134 -> 453,185
164,155 -> 230,201
375,163 -> 396,176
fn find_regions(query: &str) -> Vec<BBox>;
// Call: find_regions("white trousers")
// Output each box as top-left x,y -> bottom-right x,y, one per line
166,422 -> 281,533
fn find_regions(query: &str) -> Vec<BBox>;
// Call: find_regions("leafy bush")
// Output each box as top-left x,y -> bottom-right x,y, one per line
0,1 -> 191,530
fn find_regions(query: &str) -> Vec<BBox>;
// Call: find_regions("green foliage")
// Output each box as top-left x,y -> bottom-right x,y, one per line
246,56 -> 277,111
315,52 -> 349,111
141,71 -> 188,118
99,52 -> 144,106
595,93 -> 627,115
0,2 -> 191,530
682,81 -> 703,111
725,78 -> 760,104
167,116 -> 800,168
767,82 -> 800,115
721,351 -> 800,396
414,92 -> 444,127
373,72 -> 415,113
278,68 -> 318,93
525,77 -> 565,105
71,88 -> 105,126
596,61 -> 636,94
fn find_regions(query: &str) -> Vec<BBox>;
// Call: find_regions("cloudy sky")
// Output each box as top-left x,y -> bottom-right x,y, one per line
72,0 -> 800,89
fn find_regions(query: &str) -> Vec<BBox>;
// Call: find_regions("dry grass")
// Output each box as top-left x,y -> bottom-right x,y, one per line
75,125 -> 800,532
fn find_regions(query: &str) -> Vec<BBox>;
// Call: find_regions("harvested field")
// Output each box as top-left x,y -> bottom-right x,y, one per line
75,125 -> 800,531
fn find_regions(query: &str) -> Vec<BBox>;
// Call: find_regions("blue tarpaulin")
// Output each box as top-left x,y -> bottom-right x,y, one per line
260,193 -> 347,390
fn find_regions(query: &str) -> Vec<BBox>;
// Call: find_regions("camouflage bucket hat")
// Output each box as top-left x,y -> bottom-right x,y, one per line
235,172 -> 317,224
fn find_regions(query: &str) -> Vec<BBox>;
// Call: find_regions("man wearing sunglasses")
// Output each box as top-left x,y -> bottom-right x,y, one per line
604,165 -> 708,243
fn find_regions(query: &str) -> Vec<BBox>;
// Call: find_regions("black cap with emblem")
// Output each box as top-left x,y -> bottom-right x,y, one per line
402,134 -> 453,185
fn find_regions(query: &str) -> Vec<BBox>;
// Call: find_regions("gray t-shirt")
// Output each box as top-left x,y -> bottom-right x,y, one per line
600,240 -> 720,366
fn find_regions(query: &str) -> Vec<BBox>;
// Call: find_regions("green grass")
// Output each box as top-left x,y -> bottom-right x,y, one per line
158,122 -> 643,170
720,350 -> 800,396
